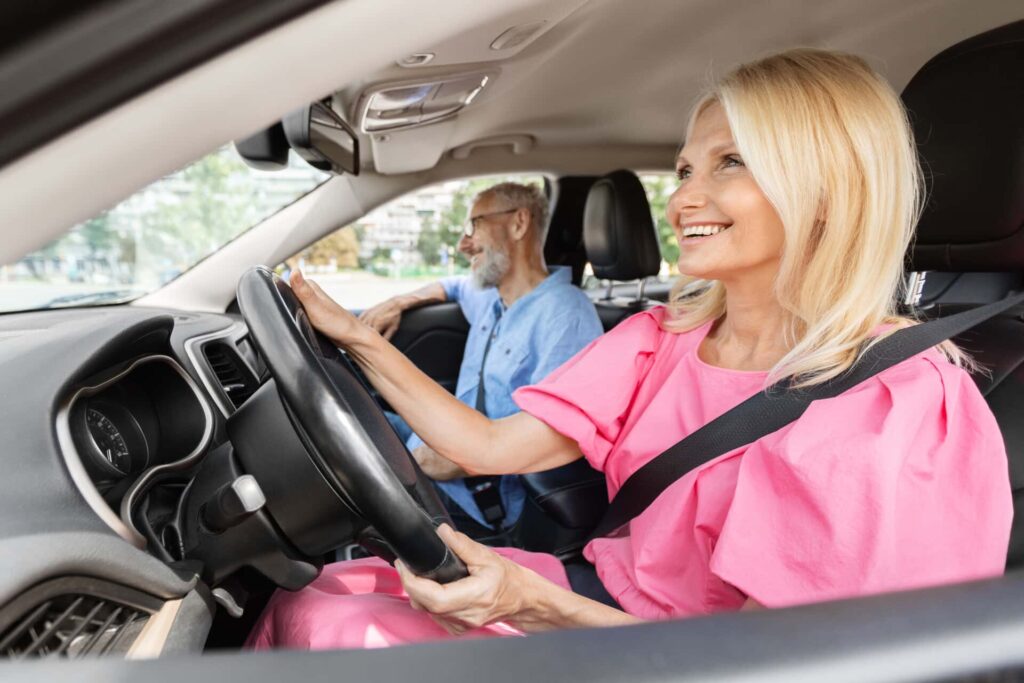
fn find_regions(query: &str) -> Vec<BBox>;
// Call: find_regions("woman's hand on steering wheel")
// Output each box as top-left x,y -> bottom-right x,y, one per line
290,270 -> 371,347
396,524 -> 557,635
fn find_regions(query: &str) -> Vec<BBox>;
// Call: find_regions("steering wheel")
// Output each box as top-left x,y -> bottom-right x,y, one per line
236,266 -> 468,583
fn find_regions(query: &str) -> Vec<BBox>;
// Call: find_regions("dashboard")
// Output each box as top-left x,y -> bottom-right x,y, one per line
66,358 -> 210,492
0,305 -> 267,659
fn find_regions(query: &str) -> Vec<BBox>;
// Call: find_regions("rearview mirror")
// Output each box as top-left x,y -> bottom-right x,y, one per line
234,122 -> 290,170
282,101 -> 360,175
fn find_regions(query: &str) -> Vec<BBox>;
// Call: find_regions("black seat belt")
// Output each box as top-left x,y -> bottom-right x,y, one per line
465,310 -> 507,529
588,290 -> 1024,542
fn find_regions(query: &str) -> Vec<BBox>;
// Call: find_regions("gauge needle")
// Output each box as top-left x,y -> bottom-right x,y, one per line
106,448 -> 112,462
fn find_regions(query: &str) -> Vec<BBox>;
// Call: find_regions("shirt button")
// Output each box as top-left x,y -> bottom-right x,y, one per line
505,349 -> 510,355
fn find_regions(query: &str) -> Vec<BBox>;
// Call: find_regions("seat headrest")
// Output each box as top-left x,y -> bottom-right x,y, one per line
905,20 -> 1024,272
583,170 -> 661,281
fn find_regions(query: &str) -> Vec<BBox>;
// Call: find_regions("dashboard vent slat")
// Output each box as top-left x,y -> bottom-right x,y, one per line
0,600 -> 51,652
20,596 -> 85,657
202,341 -> 259,410
1,594 -> 146,659
53,600 -> 105,656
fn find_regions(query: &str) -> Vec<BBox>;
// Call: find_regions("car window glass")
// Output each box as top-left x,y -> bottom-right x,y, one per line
0,145 -> 328,312
278,175 -> 543,310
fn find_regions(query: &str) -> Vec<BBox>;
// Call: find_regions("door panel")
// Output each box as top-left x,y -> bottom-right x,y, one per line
386,302 -> 470,395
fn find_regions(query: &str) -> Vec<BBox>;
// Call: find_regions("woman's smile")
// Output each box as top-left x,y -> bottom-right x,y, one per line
679,222 -> 733,244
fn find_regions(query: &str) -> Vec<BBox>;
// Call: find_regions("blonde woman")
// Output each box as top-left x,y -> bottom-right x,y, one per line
247,49 -> 1011,649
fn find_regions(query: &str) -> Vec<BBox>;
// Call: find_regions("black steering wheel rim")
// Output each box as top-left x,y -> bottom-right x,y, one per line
236,266 -> 467,583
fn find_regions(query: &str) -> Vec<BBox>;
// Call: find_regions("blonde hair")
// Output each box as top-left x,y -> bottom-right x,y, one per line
665,48 -> 969,387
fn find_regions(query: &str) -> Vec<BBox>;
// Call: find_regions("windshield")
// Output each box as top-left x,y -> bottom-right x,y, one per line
0,146 -> 328,313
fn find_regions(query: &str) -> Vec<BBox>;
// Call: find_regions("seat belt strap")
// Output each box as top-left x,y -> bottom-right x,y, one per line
588,290 -> 1024,541
465,308 -> 506,529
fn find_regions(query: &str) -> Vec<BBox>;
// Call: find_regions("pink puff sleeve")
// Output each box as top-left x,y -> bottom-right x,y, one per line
709,353 -> 1013,608
512,310 -> 663,471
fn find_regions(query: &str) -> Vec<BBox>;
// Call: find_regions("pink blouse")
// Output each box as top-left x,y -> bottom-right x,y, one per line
513,307 -> 1012,619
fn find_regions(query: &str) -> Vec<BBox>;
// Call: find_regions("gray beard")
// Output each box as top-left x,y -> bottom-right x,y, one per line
471,245 -> 511,289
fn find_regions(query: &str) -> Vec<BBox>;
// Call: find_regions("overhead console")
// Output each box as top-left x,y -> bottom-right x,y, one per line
355,71 -> 496,174
358,72 -> 493,133
389,0 -> 589,69
346,0 -> 590,175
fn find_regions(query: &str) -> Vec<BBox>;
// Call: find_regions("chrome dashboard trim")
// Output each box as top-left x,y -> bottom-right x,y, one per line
182,322 -> 250,418
119,358 -> 215,545
56,355 -> 214,548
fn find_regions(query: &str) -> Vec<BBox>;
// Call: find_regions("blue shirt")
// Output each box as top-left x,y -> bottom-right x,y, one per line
406,266 -> 603,528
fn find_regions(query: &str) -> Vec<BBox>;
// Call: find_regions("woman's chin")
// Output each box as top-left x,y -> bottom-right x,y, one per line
675,260 -> 718,280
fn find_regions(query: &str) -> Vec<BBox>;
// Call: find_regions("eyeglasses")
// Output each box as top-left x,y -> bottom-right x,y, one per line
463,208 -> 518,237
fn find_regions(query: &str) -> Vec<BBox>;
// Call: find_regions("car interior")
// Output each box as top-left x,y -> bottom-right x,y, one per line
0,1 -> 1023,680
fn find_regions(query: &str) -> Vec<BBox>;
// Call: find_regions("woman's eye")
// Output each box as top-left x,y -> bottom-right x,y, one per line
675,167 -> 691,181
722,155 -> 744,168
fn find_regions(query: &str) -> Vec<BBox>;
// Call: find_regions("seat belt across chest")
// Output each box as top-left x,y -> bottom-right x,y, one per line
588,290 -> 1024,541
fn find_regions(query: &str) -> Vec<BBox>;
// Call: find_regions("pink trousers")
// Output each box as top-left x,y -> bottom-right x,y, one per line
246,548 -> 571,650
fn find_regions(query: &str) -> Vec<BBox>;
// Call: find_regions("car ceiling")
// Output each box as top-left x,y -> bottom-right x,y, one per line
340,0 -> 1023,172
0,0 -> 1020,266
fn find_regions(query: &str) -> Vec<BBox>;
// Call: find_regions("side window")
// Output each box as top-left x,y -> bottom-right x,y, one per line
281,175 -> 543,309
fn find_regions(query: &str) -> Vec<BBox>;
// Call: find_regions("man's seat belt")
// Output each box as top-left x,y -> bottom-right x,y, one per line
465,309 -> 507,529
588,290 -> 1024,542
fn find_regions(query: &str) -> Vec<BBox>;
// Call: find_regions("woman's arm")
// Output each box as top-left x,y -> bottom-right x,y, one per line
411,444 -> 468,480
291,271 -> 582,475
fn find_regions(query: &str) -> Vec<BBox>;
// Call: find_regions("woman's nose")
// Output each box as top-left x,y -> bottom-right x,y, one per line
668,183 -> 708,222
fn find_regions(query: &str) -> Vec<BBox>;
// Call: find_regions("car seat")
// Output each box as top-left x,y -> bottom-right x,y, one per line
902,19 -> 1024,569
583,169 -> 663,330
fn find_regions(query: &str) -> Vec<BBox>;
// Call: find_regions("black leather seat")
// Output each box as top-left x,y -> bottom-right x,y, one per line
512,171 -> 664,554
583,169 -> 663,330
902,19 -> 1024,569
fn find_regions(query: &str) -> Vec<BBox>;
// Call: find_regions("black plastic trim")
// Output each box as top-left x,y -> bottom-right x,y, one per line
5,572 -> 1024,681
0,0 -> 333,169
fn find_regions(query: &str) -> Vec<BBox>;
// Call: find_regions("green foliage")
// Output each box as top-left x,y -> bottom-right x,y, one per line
78,214 -> 118,256
141,150 -> 257,266
302,226 -> 360,268
415,216 -> 445,267
289,174 -> 543,275
640,174 -> 679,270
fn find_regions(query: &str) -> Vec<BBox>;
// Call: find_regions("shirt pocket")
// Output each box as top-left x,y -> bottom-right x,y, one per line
487,343 -> 531,388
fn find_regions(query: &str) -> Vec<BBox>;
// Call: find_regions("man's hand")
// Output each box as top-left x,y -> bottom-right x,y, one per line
357,282 -> 447,341
412,444 -> 468,480
359,297 -> 405,340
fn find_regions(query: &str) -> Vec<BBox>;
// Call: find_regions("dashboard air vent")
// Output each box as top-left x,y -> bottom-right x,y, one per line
1,593 -> 147,659
202,341 -> 259,410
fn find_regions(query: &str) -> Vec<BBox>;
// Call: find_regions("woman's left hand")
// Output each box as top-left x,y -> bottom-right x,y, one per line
395,524 -> 547,635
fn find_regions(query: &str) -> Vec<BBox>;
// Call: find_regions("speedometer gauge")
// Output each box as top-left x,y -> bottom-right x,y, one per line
85,408 -> 131,474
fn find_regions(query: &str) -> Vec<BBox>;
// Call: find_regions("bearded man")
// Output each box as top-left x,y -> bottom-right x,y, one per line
360,182 -> 603,536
